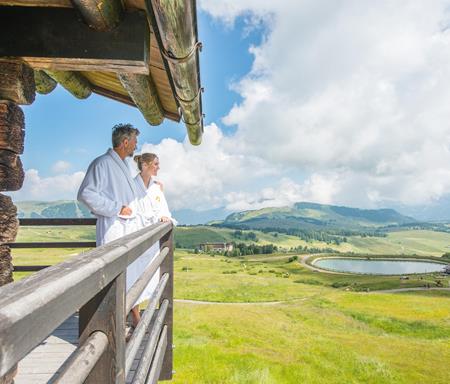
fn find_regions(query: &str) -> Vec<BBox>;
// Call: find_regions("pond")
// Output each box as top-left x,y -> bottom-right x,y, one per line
312,258 -> 446,275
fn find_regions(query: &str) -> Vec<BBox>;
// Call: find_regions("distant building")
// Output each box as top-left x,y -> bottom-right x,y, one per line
199,242 -> 234,252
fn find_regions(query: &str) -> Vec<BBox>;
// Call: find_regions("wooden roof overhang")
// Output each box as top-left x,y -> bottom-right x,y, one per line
0,0 -> 204,145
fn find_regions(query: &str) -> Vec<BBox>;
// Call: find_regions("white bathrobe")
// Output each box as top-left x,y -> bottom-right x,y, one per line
77,148 -> 141,246
125,175 -> 160,305
141,177 -> 178,226
126,175 -> 177,305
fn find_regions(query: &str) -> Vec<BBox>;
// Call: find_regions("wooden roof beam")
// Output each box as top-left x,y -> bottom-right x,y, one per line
118,73 -> 164,125
71,0 -> 124,31
34,70 -> 57,95
45,70 -> 92,99
147,0 -> 204,145
0,7 -> 150,74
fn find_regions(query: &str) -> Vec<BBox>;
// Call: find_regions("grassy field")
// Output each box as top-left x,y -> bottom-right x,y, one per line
15,224 -> 450,256
172,250 -> 450,383
10,228 -> 450,383
174,226 -> 450,256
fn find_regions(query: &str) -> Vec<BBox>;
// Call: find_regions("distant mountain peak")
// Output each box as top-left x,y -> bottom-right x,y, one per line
221,201 -> 416,230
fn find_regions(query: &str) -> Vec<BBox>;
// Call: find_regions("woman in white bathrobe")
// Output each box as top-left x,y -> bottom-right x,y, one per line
127,153 -> 177,327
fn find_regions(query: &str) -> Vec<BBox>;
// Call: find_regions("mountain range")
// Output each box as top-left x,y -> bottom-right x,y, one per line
14,200 -> 417,230
217,202 -> 416,231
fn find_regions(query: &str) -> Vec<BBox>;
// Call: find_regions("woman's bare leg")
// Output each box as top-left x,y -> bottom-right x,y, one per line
131,305 -> 141,327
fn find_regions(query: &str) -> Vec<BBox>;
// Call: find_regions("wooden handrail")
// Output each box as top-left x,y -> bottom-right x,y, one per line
0,221 -> 173,382
126,273 -> 169,376
53,331 -> 109,384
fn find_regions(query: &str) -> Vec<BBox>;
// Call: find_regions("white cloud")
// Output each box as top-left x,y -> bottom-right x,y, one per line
139,123 -> 275,210
9,169 -> 85,201
224,174 -> 340,211
52,160 -> 72,174
199,0 -> 450,208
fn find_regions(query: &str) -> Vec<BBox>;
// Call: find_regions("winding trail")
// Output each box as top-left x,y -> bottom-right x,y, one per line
174,287 -> 450,305
174,298 -> 309,305
367,287 -> 450,294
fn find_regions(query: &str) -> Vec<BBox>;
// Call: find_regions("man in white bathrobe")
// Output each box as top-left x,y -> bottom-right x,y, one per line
77,123 -> 141,246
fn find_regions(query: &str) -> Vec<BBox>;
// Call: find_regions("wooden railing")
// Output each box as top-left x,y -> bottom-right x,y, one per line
12,218 -> 97,271
0,219 -> 174,383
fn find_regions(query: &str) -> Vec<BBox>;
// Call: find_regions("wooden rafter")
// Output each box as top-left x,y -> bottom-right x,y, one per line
71,0 -> 124,31
0,7 -> 150,74
45,71 -> 92,99
118,73 -> 164,125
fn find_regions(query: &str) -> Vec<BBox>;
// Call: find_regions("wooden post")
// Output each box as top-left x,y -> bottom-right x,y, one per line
0,59 -> 35,105
158,227 -> 174,381
0,196 -> 18,384
79,272 -> 126,384
0,195 -> 18,286
0,58 -> 32,384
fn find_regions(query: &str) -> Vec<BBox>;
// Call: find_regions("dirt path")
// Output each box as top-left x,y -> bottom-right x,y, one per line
367,287 -> 450,294
174,298 -> 309,305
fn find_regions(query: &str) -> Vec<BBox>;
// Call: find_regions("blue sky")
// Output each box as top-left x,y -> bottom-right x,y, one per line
11,1 -> 450,219
19,10 -> 258,177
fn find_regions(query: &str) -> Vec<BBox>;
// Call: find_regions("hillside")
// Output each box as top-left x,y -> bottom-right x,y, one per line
220,202 -> 416,231
15,200 -> 93,218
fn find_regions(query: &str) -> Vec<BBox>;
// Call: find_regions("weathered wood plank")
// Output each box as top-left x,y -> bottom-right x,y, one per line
118,73 -> 164,125
0,150 -> 24,191
0,222 -> 171,377
158,229 -> 173,380
0,7 -> 149,74
71,0 -> 123,31
0,0 -> 72,6
34,70 -> 57,95
79,274 -> 126,384
0,0 -> 147,10
0,101 -> 25,154
0,59 -> 35,105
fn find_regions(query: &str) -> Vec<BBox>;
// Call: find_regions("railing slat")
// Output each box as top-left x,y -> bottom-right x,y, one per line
145,326 -> 168,384
0,221 -> 172,377
158,229 -> 174,380
125,273 -> 169,376
13,265 -> 50,272
125,247 -> 169,314
53,330 -> 108,384
131,300 -> 169,384
79,273 -> 126,384
9,241 -> 96,248
19,218 -> 96,226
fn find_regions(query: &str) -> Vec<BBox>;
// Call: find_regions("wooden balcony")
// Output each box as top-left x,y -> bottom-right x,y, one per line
0,219 -> 174,383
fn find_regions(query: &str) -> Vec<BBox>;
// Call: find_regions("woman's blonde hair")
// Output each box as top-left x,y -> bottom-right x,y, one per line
134,153 -> 158,171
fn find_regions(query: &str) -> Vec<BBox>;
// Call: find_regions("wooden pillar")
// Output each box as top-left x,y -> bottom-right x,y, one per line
79,273 -> 126,384
0,59 -> 34,384
159,228 -> 174,380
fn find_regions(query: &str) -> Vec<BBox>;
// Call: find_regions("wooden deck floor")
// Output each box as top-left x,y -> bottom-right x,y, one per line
15,314 -> 145,384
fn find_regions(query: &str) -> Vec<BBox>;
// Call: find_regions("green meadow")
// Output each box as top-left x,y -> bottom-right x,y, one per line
10,227 -> 450,383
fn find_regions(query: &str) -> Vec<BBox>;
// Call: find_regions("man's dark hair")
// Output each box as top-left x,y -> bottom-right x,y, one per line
112,123 -> 140,147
